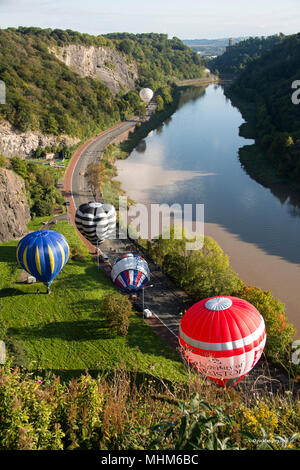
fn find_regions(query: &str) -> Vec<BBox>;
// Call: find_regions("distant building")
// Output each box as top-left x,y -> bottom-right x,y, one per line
226,38 -> 233,52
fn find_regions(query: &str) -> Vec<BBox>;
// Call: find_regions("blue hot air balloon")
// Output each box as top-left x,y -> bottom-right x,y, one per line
16,230 -> 69,293
111,253 -> 150,293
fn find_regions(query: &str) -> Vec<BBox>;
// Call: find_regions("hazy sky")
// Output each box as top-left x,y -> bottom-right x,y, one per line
0,0 -> 299,39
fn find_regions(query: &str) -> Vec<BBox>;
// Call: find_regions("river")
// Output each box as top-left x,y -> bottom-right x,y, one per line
116,84 -> 300,334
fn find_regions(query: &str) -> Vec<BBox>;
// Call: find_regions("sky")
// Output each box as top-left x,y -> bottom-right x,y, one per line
0,0 -> 299,39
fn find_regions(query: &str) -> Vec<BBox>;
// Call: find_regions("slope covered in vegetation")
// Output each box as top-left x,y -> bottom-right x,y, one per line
0,362 -> 299,450
229,33 -> 300,183
0,28 -> 204,139
209,34 -> 284,75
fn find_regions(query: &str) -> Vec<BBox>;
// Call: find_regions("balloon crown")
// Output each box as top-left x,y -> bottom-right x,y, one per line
205,297 -> 233,311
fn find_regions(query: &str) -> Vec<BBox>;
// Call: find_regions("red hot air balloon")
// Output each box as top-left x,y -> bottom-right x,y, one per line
178,296 -> 266,387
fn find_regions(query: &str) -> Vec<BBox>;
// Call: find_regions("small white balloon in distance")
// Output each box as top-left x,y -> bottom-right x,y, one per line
139,88 -> 153,103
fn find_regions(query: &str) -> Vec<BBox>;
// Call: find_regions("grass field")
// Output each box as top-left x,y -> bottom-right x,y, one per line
0,220 -> 187,383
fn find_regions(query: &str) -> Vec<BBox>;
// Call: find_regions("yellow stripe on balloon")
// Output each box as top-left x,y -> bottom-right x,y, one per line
16,243 -> 21,262
48,245 -> 55,274
23,246 -> 29,273
35,246 -> 42,275
57,242 -> 65,270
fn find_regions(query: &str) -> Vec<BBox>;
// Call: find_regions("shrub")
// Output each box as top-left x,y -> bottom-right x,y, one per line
102,293 -> 132,336
238,286 -> 296,362
10,157 -> 28,179
0,154 -> 9,168
0,364 -> 299,450
150,393 -> 240,450
69,245 -> 86,262
31,197 -> 53,217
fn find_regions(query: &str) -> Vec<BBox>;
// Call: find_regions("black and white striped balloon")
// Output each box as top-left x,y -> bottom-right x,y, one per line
75,202 -> 116,245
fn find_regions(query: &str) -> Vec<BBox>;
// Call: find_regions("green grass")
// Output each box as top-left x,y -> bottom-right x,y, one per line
0,220 -> 187,383
27,215 -> 53,231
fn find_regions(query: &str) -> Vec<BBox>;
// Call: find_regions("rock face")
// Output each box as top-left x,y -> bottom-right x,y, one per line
0,120 -> 80,159
50,44 -> 138,95
0,168 -> 31,242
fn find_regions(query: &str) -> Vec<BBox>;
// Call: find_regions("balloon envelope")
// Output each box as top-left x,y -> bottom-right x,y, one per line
179,296 -> 266,387
111,253 -> 150,293
139,88 -> 153,103
75,202 -> 116,245
16,230 -> 69,286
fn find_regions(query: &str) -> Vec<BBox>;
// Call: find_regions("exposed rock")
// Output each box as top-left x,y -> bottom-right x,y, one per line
50,44 -> 138,95
0,168 -> 31,242
0,120 -> 80,159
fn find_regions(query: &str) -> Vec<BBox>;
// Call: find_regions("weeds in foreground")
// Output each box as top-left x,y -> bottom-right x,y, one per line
0,361 -> 299,450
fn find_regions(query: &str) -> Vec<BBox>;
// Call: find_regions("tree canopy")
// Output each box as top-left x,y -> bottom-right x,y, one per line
0,28 -> 204,138
229,33 -> 300,182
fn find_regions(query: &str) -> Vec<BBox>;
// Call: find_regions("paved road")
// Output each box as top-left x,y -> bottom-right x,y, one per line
66,118 -> 191,338
71,119 -> 139,209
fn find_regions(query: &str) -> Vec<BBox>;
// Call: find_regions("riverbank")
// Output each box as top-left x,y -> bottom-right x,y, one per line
225,89 -> 288,187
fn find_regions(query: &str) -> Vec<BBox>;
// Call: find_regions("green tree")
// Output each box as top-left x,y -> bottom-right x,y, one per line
156,95 -> 164,112
85,161 -> 106,199
149,230 -> 243,300
32,197 -> 53,217
10,157 -> 28,179
238,286 -> 295,362
102,293 -> 132,336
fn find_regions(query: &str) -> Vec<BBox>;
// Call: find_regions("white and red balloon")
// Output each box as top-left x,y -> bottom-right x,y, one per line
179,296 -> 266,387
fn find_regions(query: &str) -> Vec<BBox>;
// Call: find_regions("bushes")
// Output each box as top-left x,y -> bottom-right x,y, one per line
147,231 -> 243,299
238,286 -> 296,363
0,154 -> 9,168
10,157 -> 27,179
151,392 -> 300,450
69,245 -> 86,262
0,363 -> 104,450
151,393 -> 241,450
9,157 -> 65,217
0,364 -> 298,450
102,293 -> 132,336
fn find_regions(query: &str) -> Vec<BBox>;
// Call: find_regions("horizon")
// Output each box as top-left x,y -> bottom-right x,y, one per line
1,0 -> 300,39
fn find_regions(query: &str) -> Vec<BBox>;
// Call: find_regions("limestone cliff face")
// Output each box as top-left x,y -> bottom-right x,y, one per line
50,44 -> 138,95
0,168 -> 31,242
0,120 -> 80,159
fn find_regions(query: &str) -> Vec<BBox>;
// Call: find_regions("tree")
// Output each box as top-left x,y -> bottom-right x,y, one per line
32,197 -> 53,216
10,157 -> 28,179
238,286 -> 295,361
85,161 -> 105,199
156,95 -> 164,112
149,230 -> 243,300
102,293 -> 132,336
162,236 -> 243,299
